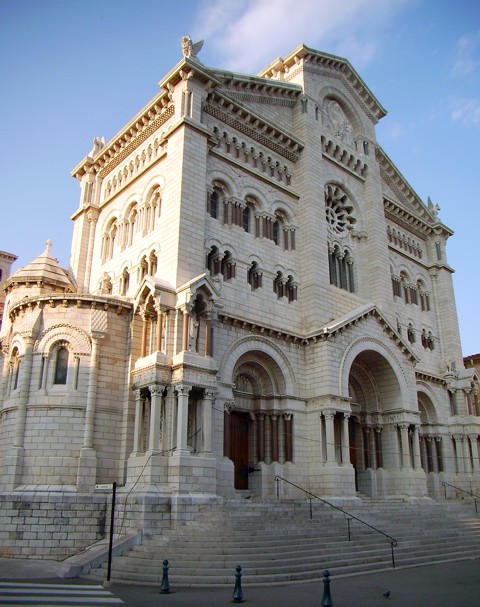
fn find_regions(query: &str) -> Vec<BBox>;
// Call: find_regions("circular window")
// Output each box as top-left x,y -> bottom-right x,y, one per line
325,184 -> 355,235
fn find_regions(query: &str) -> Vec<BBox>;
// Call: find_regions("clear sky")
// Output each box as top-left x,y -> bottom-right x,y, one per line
1,0 -> 479,355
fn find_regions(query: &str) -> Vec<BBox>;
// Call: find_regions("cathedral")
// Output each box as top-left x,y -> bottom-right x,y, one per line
1,40 -> 478,558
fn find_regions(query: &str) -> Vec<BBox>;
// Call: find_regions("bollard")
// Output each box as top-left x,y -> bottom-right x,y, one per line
232,564 -> 244,603
160,559 -> 171,594
321,569 -> 333,607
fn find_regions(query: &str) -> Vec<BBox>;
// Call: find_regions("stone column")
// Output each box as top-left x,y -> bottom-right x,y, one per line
132,389 -> 144,455
182,309 -> 189,352
141,311 -> 149,357
148,385 -> 164,452
84,209 -> 99,292
462,435 -> 472,474
324,412 -> 336,464
435,436 -> 444,472
223,403 -> 233,458
412,425 -> 422,470
155,306 -> 163,352
201,390 -> 215,454
398,424 -> 411,469
271,413 -> 279,462
470,435 -> 480,473
13,338 -> 34,450
175,385 -> 190,454
341,413 -> 351,465
83,334 -> 101,449
284,413 -> 293,462
363,426 -> 371,469
375,427 -> 383,468
257,413 -> 265,462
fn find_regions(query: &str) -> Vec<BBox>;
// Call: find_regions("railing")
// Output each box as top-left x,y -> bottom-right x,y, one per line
275,475 -> 398,568
442,481 -> 480,514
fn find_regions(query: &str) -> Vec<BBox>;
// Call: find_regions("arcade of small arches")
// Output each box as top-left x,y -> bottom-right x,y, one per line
133,287 -> 215,361
101,186 -> 162,263
205,245 -> 298,302
207,184 -> 296,251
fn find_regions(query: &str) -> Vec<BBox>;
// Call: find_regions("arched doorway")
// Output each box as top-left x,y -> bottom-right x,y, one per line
225,350 -> 292,492
347,349 -> 405,497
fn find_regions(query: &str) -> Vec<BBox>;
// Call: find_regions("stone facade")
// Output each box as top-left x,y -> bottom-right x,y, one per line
0,42 -> 478,557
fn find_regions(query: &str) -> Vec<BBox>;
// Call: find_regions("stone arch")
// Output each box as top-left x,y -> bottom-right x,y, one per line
220,336 -> 297,396
340,337 -> 411,407
35,324 -> 92,356
318,85 -> 364,141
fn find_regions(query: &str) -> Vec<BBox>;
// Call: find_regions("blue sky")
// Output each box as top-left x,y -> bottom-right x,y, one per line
1,0 -> 479,355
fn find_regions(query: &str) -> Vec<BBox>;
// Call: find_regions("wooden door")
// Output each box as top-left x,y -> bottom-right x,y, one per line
231,412 -> 250,490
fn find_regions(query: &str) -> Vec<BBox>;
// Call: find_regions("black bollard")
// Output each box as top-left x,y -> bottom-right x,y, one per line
160,559 -> 171,594
321,569 -> 333,607
232,564 -> 244,603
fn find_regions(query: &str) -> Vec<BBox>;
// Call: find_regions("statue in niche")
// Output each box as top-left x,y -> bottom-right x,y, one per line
324,99 -> 355,148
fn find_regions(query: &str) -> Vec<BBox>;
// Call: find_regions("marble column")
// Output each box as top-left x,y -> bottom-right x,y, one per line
324,412 -> 336,464
175,385 -> 190,454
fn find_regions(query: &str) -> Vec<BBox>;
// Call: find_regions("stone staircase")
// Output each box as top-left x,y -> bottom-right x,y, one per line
89,497 -> 480,586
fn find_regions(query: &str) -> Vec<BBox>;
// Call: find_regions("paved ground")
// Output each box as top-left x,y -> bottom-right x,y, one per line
1,556 -> 480,606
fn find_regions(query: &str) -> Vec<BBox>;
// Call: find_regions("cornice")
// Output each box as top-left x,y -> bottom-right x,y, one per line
218,304 -> 417,363
378,146 -> 453,240
258,44 -> 387,123
415,370 -> 448,387
204,90 -> 304,162
9,294 -> 132,322
71,97 -> 173,181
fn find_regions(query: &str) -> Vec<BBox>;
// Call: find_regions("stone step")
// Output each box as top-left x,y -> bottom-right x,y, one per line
88,498 -> 480,586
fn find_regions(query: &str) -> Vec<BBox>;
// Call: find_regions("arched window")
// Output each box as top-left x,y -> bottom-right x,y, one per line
221,251 -> 235,280
243,206 -> 250,232
407,324 -> 416,344
208,191 -> 218,219
121,268 -> 130,296
273,271 -> 285,297
206,246 -> 221,276
328,245 -> 354,292
247,261 -> 262,290
11,347 -> 21,391
54,346 -> 69,385
272,220 -> 280,245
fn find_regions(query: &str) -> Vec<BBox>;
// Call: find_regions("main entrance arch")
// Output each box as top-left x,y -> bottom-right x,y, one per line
221,339 -> 295,493
344,345 -> 423,497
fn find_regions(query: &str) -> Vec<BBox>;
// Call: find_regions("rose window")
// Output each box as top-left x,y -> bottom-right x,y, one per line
325,184 -> 356,235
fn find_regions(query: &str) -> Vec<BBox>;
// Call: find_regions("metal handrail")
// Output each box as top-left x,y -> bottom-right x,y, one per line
442,481 -> 480,513
275,475 -> 398,568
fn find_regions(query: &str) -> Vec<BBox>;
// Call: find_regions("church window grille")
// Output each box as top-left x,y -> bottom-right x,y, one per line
325,184 -> 356,235
54,346 -> 69,385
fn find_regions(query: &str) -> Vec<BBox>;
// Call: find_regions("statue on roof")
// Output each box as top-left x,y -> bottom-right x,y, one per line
182,35 -> 204,59
428,196 -> 441,219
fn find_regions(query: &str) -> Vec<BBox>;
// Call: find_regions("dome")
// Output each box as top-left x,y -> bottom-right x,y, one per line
4,240 -> 75,294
